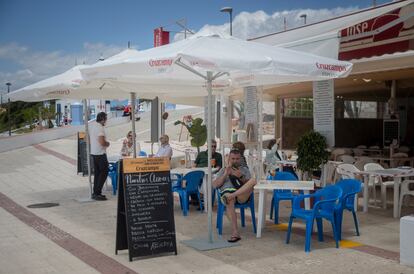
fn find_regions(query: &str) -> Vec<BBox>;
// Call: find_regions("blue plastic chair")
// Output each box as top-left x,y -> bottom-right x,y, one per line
286,185 -> 342,252
335,179 -> 362,240
139,151 -> 147,157
216,191 -> 257,235
108,162 -> 118,195
175,170 -> 204,216
171,173 -> 183,192
268,171 -> 298,224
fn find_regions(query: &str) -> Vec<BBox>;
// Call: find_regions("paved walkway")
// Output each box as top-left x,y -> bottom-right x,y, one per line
0,127 -> 413,273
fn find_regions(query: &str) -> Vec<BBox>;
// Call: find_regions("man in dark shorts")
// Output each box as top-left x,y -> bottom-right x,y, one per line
213,149 -> 257,242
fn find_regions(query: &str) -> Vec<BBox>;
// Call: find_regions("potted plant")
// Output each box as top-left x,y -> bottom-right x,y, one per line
296,130 -> 329,180
174,117 -> 207,153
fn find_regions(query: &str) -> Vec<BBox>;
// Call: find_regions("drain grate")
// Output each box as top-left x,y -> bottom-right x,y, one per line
27,202 -> 60,208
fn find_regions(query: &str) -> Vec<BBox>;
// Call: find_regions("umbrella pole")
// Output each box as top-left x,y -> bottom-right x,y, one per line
130,92 -> 137,158
83,99 -> 93,198
258,87 -> 263,180
207,71 -> 213,243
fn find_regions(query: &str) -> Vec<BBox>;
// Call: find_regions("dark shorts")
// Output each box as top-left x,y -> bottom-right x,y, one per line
219,188 -> 250,205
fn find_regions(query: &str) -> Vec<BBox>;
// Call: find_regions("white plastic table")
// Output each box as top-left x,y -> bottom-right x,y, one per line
255,180 -> 314,238
355,168 -> 414,218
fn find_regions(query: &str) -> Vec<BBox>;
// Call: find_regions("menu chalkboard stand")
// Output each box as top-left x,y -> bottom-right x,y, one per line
115,158 -> 177,261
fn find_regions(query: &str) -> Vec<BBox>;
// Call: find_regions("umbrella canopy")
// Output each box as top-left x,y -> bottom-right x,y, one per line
7,49 -> 142,102
81,30 -> 353,92
80,30 -> 353,248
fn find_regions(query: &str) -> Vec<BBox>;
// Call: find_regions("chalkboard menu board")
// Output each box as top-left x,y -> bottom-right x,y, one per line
77,132 -> 93,176
115,158 -> 177,261
383,119 -> 399,147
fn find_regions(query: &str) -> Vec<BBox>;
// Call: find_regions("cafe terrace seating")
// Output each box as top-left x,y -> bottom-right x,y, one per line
173,170 -> 205,216
364,163 -> 394,209
216,192 -> 256,235
286,185 -> 342,252
335,179 -> 362,240
267,171 -> 298,224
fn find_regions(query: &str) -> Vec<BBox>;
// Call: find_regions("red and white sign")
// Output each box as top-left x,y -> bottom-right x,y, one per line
154,27 -> 170,47
339,3 -> 414,60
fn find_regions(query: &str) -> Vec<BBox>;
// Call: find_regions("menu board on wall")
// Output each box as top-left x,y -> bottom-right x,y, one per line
313,80 -> 335,147
115,157 -> 177,261
243,86 -> 258,142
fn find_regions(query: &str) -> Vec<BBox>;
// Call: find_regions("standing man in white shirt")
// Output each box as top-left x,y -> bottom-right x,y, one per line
89,112 -> 110,201
155,134 -> 173,159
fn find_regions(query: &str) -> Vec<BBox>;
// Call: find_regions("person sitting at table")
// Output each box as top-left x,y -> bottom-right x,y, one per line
120,131 -> 141,157
264,138 -> 282,174
194,139 -> 222,170
232,141 -> 248,168
190,139 -> 222,206
213,149 -> 257,243
155,134 -> 173,159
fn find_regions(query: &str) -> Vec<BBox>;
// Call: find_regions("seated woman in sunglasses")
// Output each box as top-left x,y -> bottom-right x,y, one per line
120,131 -> 141,157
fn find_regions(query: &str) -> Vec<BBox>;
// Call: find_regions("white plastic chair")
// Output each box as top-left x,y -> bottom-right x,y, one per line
331,148 -> 346,161
339,155 -> 356,164
336,163 -> 361,210
353,148 -> 365,156
399,180 -> 414,217
364,163 -> 394,209
357,145 -> 367,149
336,163 -> 359,179
398,146 -> 410,154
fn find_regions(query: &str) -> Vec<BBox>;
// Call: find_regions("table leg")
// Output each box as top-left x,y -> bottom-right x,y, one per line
256,189 -> 265,238
393,177 -> 401,218
304,190 -> 310,210
363,175 -> 369,213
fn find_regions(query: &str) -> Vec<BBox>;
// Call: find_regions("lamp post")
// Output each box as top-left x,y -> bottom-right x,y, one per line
300,14 -> 307,25
6,82 -> 11,136
220,7 -> 233,36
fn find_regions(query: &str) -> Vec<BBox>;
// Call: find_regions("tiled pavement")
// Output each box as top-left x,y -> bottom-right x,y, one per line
0,136 -> 414,274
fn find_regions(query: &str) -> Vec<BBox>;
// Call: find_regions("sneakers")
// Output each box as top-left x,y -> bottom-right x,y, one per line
92,194 -> 107,201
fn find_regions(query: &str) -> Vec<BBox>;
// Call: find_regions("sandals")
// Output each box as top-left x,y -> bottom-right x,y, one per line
228,235 -> 241,243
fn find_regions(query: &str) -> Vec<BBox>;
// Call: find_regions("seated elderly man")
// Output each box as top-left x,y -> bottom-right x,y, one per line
213,149 -> 256,243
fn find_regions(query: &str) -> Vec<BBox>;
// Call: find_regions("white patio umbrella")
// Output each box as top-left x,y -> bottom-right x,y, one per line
81,30 -> 353,249
6,48 -> 155,200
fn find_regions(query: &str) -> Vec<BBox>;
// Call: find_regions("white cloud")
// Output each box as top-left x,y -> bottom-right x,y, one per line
0,42 -> 126,91
174,6 -> 358,42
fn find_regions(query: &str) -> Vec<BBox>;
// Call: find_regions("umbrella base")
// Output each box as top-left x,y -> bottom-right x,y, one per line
181,236 -> 239,251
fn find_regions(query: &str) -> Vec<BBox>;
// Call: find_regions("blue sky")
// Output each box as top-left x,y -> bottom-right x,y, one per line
0,0 -> 391,92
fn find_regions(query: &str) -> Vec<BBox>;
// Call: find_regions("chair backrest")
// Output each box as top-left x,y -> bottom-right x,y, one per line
275,171 -> 297,181
139,150 -> 147,156
335,179 -> 362,207
357,145 -> 367,149
170,173 -> 183,190
354,160 -> 366,171
398,146 -> 410,153
353,148 -> 364,156
364,162 -> 384,171
336,163 -> 359,179
393,152 -> 408,158
369,145 -> 380,149
183,170 -> 205,193
313,185 -> 342,212
359,156 -> 374,163
331,148 -> 346,161
339,155 -> 356,164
